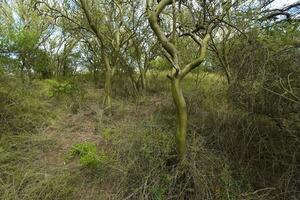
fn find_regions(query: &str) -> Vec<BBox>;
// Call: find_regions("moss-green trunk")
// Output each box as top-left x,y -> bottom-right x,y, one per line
104,55 -> 112,109
140,69 -> 147,91
171,78 -> 187,161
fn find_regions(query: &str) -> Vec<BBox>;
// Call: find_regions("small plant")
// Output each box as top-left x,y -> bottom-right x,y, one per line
102,128 -> 114,141
48,82 -> 75,98
68,142 -> 107,169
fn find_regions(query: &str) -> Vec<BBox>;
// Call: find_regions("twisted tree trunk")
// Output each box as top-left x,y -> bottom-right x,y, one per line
147,0 -> 213,161
171,77 -> 187,160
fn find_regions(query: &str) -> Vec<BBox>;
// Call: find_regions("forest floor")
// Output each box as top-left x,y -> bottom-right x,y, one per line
0,83 -> 176,199
2,75 -> 286,200
34,89 -> 166,199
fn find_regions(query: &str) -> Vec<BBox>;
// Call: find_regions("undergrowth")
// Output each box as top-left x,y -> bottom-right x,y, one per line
0,134 -> 73,200
68,142 -> 109,169
0,73 -> 299,199
0,75 -> 53,134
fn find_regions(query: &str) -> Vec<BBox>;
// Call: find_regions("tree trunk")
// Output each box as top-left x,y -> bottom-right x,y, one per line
223,64 -> 231,85
171,77 -> 187,160
104,55 -> 112,109
20,65 -> 25,83
142,56 -> 149,91
140,68 -> 147,91
93,67 -> 98,86
142,70 -> 147,90
20,55 -> 26,83
137,60 -> 147,92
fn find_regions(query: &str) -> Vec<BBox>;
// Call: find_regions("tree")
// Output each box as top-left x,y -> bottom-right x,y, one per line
146,0 -> 221,160
0,0 -> 52,80
38,0 -> 142,109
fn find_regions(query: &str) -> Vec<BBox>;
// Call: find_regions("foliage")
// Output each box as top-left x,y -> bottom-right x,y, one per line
0,1 -> 53,78
225,28 -> 300,195
46,79 -> 87,113
0,0 -> 299,199
0,75 -> 52,134
49,81 -> 77,98
227,27 -> 300,116
68,142 -> 108,169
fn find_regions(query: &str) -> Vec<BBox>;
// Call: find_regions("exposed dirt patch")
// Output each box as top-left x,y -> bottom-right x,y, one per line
37,110 -> 103,167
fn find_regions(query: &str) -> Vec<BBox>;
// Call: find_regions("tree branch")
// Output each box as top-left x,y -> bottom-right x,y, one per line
180,33 -> 210,79
146,0 -> 180,72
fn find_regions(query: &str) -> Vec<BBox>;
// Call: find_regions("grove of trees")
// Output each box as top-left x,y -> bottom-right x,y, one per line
0,0 -> 299,199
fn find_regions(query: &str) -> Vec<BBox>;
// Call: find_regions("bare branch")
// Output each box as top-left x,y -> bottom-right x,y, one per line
146,0 -> 180,72
179,33 -> 210,79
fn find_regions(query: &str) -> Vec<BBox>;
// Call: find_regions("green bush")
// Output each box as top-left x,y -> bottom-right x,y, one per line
45,79 -> 87,113
49,82 -> 76,98
68,142 -> 108,169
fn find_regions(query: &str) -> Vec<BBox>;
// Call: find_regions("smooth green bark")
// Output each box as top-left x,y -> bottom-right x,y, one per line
171,78 -> 187,160
104,55 -> 112,109
147,0 -> 212,161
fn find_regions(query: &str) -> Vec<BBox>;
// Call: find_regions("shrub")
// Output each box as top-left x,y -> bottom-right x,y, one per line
0,75 -> 51,134
46,79 -> 87,113
49,82 -> 76,98
68,142 -> 108,169
100,118 -> 251,200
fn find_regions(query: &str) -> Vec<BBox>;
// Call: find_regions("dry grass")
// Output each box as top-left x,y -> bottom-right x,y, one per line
1,74 -> 298,199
